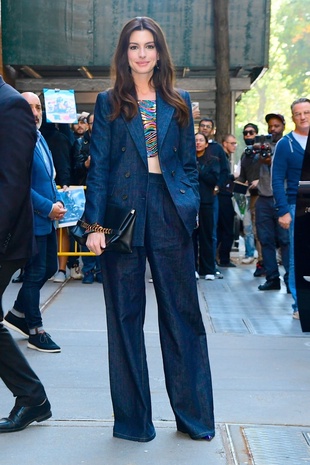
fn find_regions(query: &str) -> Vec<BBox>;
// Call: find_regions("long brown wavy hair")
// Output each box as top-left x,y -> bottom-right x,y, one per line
109,16 -> 190,126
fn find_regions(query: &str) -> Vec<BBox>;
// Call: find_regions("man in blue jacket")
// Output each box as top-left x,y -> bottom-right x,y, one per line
272,97 -> 310,319
4,92 -> 66,352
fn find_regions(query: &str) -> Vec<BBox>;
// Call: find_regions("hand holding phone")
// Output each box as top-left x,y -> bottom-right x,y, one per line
191,102 -> 200,119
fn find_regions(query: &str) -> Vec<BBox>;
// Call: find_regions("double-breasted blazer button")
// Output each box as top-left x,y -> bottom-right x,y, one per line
173,147 -> 177,152
122,194 -> 128,200
171,170 -> 175,177
125,172 -> 130,178
180,189 -> 186,194
121,147 -> 126,152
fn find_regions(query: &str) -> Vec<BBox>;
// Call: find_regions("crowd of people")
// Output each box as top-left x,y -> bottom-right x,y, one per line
0,14 -> 309,441
193,98 -> 310,323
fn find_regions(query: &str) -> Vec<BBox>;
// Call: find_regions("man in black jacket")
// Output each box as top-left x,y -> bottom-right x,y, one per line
71,113 -> 102,284
72,113 -> 93,185
0,76 -> 51,432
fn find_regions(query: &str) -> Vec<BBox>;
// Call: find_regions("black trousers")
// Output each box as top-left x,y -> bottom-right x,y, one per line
197,203 -> 215,275
217,194 -> 235,264
0,259 -> 46,407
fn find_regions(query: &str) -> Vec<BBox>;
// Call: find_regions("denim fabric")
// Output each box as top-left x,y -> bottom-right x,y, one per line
256,196 -> 290,280
100,174 -> 214,442
288,204 -> 298,312
14,231 -> 58,329
243,197 -> 255,258
81,245 -> 101,274
85,91 -> 199,245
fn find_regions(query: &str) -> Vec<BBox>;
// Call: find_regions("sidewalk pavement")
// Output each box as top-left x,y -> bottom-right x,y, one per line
1,257 -> 310,465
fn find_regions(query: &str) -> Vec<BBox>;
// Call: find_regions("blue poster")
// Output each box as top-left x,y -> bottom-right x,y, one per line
57,187 -> 85,227
43,88 -> 78,123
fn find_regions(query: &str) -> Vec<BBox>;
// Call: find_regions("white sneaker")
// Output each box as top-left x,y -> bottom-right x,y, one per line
53,271 -> 67,283
303,276 -> 310,282
70,265 -> 83,280
241,256 -> 255,264
195,271 -> 200,280
205,274 -> 215,280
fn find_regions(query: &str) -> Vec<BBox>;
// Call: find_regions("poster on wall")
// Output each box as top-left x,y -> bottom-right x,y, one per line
43,88 -> 78,123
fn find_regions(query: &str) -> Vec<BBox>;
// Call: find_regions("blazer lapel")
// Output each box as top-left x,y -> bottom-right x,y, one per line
34,135 -> 54,185
156,93 -> 174,154
122,112 -> 148,167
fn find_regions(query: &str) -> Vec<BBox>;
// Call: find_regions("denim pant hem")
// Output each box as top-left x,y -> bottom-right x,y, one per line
178,428 -> 215,440
113,430 -> 156,442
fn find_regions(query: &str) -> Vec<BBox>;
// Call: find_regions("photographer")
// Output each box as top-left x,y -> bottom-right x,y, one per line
255,113 -> 290,292
237,124 -> 264,274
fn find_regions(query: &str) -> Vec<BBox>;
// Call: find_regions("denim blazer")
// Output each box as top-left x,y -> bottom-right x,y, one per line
31,132 -> 61,236
85,90 -> 200,246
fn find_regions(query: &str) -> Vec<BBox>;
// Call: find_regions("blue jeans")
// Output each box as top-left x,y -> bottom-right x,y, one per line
100,174 -> 214,442
256,196 -> 290,281
288,204 -> 298,312
81,245 -> 101,274
243,197 -> 255,258
14,231 -> 58,329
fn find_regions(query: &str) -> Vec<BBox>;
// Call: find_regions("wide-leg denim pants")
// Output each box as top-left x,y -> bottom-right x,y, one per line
100,174 -> 214,442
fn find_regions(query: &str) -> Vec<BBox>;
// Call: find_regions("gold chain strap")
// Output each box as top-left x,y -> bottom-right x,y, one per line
87,223 -> 113,235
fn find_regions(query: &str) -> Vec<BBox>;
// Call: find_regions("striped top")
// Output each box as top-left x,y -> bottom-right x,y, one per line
138,100 -> 158,158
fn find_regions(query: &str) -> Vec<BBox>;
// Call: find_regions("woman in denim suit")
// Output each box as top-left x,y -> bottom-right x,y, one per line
85,16 -> 214,443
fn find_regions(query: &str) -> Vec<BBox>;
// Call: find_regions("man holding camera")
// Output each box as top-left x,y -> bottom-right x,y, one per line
237,124 -> 264,274
255,113 -> 290,292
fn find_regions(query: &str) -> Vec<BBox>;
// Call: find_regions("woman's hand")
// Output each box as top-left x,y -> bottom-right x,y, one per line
86,232 -> 106,255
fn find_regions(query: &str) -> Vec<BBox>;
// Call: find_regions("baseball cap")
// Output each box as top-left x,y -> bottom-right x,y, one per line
265,113 -> 286,125
243,123 -> 259,134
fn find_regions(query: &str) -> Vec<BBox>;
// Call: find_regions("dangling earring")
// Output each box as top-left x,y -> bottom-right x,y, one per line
156,60 -> 160,70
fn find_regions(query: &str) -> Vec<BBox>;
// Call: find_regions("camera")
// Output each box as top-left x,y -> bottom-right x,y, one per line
244,134 -> 273,159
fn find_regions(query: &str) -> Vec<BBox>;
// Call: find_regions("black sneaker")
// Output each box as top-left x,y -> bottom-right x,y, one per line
253,262 -> 266,277
28,332 -> 61,353
3,311 -> 29,337
218,261 -> 236,268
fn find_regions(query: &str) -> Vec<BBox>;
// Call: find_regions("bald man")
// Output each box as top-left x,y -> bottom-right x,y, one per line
4,92 -> 66,352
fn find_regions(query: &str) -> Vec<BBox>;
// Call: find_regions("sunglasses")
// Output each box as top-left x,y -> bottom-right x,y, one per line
243,130 -> 256,136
